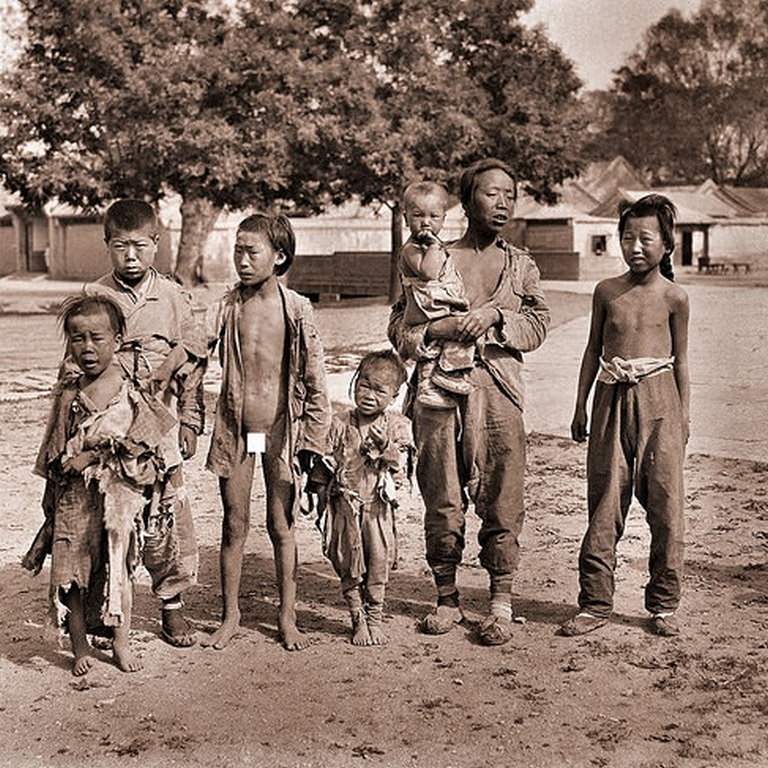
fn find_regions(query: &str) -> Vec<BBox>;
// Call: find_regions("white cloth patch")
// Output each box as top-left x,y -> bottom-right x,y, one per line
246,432 -> 266,454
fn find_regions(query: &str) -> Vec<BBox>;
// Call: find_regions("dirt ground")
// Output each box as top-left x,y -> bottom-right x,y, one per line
1,292 -> 767,768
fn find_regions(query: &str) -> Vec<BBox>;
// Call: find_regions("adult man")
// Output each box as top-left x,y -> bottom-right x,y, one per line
388,158 -> 550,645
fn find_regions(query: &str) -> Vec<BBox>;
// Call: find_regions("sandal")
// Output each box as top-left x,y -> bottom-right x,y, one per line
559,612 -> 607,637
161,607 -> 197,647
478,615 -> 513,646
420,605 -> 464,635
650,613 -> 680,637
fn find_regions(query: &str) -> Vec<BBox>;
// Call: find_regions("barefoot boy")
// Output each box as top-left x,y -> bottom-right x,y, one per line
202,213 -> 331,651
84,199 -> 207,647
311,350 -> 413,646
25,294 -> 178,674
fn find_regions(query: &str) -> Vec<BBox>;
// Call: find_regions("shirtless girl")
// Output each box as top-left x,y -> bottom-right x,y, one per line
202,214 -> 331,651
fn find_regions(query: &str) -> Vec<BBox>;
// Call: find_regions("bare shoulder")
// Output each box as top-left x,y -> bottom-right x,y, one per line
594,275 -> 625,304
664,280 -> 689,311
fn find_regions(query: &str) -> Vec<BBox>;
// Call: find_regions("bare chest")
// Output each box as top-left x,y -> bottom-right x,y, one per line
238,297 -> 286,366
451,247 -> 504,306
604,290 -> 672,356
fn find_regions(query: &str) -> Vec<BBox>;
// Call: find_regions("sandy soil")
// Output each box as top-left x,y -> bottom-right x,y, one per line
1,290 -> 767,768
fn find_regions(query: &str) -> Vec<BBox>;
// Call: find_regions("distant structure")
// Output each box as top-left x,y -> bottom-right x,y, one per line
2,156 -> 767,287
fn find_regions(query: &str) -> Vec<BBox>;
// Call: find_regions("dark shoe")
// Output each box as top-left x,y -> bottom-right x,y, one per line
478,615 -> 513,646
559,612 -> 608,637
420,605 -> 464,634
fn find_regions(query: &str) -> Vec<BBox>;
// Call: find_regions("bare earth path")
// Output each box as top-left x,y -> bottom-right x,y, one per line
0,286 -> 767,768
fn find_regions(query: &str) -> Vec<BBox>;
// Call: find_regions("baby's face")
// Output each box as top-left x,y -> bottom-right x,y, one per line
354,363 -> 399,418
106,224 -> 158,285
66,310 -> 121,380
405,194 -> 446,238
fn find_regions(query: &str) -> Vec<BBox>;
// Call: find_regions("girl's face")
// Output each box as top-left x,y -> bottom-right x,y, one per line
620,215 -> 667,274
354,363 -> 399,418
233,230 -> 285,285
67,310 -> 121,380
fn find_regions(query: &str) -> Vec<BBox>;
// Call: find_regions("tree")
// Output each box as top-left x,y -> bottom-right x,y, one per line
291,0 -> 586,300
0,0 -> 350,284
587,0 -> 768,186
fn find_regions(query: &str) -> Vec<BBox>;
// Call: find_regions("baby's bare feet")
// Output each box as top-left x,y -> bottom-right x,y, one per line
351,613 -> 371,646
201,611 -> 242,650
113,643 -> 143,673
72,651 -> 93,676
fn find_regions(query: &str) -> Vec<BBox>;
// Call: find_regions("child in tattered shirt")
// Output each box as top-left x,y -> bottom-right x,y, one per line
23,294 -> 178,675
310,350 -> 414,646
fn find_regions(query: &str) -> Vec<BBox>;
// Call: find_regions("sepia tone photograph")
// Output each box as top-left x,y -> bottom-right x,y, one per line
0,0 -> 766,766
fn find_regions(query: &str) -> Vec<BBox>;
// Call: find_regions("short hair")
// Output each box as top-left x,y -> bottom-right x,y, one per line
618,194 -> 678,281
237,213 -> 296,276
104,199 -> 159,241
350,349 -> 408,395
459,158 -> 517,211
403,181 -> 449,212
59,293 -> 126,338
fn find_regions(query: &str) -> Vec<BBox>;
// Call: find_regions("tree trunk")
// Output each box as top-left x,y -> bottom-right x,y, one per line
175,196 -> 220,287
388,200 -> 403,304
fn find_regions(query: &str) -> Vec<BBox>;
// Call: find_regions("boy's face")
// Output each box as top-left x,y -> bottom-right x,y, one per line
405,194 -> 447,237
67,310 -> 121,380
469,169 -> 515,233
620,215 -> 666,274
106,224 -> 158,285
234,230 -> 285,286
354,363 -> 400,418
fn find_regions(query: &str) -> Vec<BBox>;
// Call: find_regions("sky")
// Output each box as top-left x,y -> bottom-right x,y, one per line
521,0 -> 704,90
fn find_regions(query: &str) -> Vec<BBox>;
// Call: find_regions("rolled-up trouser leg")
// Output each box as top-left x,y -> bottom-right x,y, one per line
143,465 -> 199,600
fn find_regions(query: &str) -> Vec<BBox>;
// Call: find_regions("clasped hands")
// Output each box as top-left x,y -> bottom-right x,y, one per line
427,305 -> 500,343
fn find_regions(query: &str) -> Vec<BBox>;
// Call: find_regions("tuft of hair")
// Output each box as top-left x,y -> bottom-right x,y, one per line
58,292 -> 126,338
402,181 -> 450,212
350,349 -> 408,396
104,199 -> 159,242
618,194 -> 678,281
459,157 -> 517,211
237,213 -> 296,276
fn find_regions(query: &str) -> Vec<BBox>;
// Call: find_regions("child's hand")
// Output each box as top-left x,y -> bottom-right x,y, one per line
457,306 -> 499,341
367,422 -> 389,451
571,408 -> 588,443
178,425 -> 197,459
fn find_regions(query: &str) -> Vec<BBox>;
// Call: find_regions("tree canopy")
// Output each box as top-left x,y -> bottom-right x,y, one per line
0,0 -> 587,288
585,0 -> 768,186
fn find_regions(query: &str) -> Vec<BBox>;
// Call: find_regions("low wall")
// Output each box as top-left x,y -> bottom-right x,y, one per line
288,251 -> 390,297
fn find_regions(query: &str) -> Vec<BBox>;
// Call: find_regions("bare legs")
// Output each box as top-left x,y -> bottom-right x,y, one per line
61,587 -> 93,676
203,452 -> 310,651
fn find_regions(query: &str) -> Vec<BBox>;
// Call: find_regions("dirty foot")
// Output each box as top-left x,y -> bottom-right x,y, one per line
161,606 -> 197,648
351,613 -> 371,646
113,643 -> 143,673
201,612 -> 242,650
72,649 -> 94,677
279,613 -> 312,651
420,604 -> 464,635
367,624 -> 388,646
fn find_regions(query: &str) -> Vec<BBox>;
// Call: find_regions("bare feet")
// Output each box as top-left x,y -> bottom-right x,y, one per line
113,643 -> 143,673
367,623 -> 388,646
278,610 -> 312,651
71,648 -> 93,677
351,612 -> 371,646
201,611 -> 242,650
366,604 -> 388,646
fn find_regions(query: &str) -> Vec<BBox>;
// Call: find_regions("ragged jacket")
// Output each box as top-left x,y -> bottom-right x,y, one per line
388,238 -> 550,412
205,282 -> 331,478
86,268 -> 208,434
